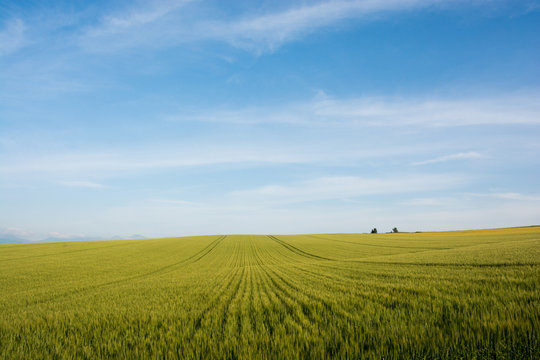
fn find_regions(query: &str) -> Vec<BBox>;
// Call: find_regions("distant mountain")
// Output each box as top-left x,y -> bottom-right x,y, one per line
127,234 -> 146,239
0,234 -> 27,244
110,234 -> 147,240
1,234 -> 148,244
39,234 -> 147,243
39,236 -> 104,243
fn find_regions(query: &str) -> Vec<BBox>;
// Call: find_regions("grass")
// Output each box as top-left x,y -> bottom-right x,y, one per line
1,227 -> 539,359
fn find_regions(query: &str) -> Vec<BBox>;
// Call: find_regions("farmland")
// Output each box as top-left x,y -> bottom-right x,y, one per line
0,227 -> 539,359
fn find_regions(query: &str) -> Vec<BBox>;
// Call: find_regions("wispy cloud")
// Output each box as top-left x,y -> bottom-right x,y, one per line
152,199 -> 198,206
172,92 -> 540,127
80,0 -> 472,53
1,147 -> 307,175
85,0 -> 194,37
401,197 -> 456,206
59,180 -> 107,188
412,151 -> 484,165
228,174 -> 466,205
80,0 -> 196,51
205,0 -> 436,51
471,192 -> 540,201
0,139 -> 459,178
44,231 -> 88,240
0,18 -> 26,56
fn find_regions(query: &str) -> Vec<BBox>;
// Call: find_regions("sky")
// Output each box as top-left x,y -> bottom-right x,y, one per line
1,0 -> 540,241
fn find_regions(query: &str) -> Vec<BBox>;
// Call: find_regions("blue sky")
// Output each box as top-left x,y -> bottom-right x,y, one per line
1,0 -> 540,241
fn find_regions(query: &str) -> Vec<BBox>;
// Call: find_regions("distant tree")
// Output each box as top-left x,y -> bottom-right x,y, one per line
392,227 -> 399,233
371,228 -> 377,234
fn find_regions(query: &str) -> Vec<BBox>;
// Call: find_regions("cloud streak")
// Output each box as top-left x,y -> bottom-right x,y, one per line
412,151 -> 484,165
0,18 -> 25,56
206,0 -> 439,52
59,180 -> 107,189
471,192 -> 540,201
173,92 -> 540,127
85,0 -> 194,37
80,0 -> 472,53
0,146 -> 319,176
228,174 -> 466,205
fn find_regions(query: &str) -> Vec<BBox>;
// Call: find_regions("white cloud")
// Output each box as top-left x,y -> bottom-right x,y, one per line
0,140 -> 453,178
228,174 -> 466,205
173,92 -> 540,127
45,231 -> 86,239
93,0 -> 194,34
0,146 -> 313,176
0,18 -> 26,56
80,0 -> 195,51
471,192 -> 540,201
152,199 -> 198,206
495,193 -> 540,201
80,0 -> 471,53
401,197 -> 456,206
402,192 -> 540,207
206,0 -> 474,52
412,151 -> 484,165
59,180 -> 107,188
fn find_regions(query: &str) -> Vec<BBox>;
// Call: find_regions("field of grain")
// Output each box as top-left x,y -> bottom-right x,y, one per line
1,227 -> 539,359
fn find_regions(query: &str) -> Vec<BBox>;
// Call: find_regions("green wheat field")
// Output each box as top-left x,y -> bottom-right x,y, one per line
1,227 -> 539,359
